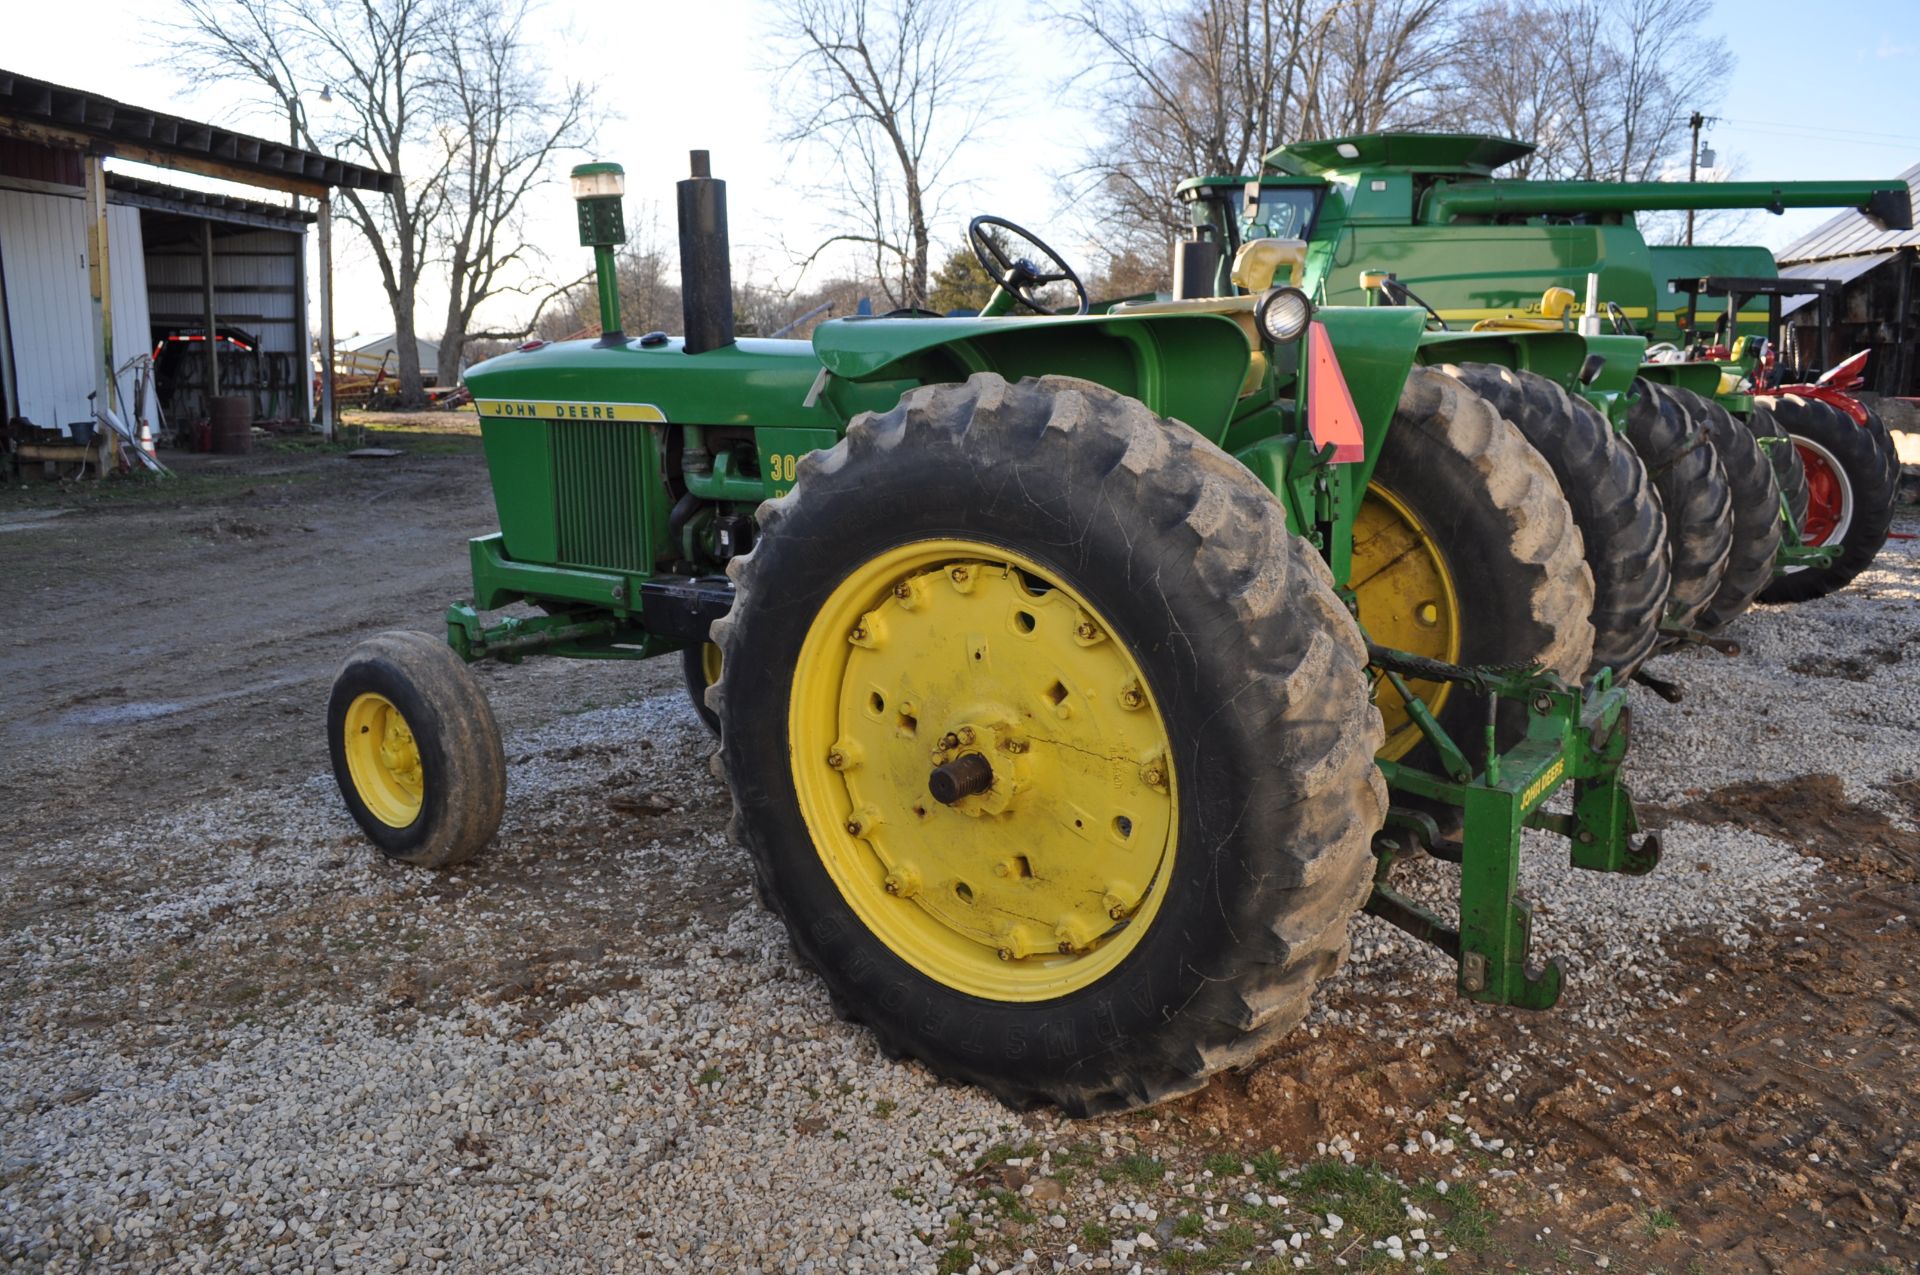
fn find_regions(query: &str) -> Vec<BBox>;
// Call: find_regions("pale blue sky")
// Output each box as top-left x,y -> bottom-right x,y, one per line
6,0 -> 1916,335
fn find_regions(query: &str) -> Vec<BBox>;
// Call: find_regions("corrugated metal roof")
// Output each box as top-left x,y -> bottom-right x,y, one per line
1778,252 -> 1899,315
1777,163 -> 1920,263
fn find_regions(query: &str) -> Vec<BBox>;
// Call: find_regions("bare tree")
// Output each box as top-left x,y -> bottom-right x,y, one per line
424,1 -> 591,385
160,0 -> 592,405
1448,0 -> 1731,184
1054,0 -> 1454,266
772,0 -> 996,309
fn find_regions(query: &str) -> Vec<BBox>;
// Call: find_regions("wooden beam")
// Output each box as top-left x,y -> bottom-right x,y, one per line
0,117 -> 332,198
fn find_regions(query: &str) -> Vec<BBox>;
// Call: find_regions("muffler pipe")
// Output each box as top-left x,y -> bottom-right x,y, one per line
678,150 -> 736,355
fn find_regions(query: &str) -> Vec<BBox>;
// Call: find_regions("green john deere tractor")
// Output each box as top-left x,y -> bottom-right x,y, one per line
1170,131 -> 1910,626
331,151 -> 1672,1115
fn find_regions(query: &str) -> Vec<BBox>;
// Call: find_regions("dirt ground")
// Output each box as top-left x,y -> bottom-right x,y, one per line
3,417 -> 1917,1274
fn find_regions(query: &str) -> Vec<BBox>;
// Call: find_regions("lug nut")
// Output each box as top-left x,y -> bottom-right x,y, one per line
1057,940 -> 1076,954
1075,621 -> 1097,640
958,726 -> 975,745
1120,686 -> 1145,709
1004,738 -> 1027,754
1143,765 -> 1165,789
826,749 -> 847,770
893,582 -> 913,599
845,817 -> 865,836
996,947 -> 1014,962
939,732 -> 959,750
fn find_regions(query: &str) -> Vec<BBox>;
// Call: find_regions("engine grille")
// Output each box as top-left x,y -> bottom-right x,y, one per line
552,420 -> 650,573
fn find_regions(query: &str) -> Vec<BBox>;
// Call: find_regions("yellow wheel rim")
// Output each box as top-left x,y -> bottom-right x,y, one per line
1350,483 -> 1461,760
789,539 -> 1177,1002
700,642 -> 724,686
343,692 -> 425,827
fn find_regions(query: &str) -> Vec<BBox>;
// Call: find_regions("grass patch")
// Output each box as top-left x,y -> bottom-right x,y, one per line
1173,1212 -> 1205,1238
1249,1150 -> 1290,1187
1080,1221 -> 1111,1247
1164,1223 -> 1260,1273
872,1098 -> 898,1119
974,1140 -> 1041,1170
1113,1152 -> 1166,1186
696,1065 -> 723,1086
1058,1141 -> 1101,1169
1203,1152 -> 1244,1177
989,1189 -> 1037,1224
1642,1206 -> 1678,1237
1410,1177 -> 1496,1252
1292,1160 -> 1405,1236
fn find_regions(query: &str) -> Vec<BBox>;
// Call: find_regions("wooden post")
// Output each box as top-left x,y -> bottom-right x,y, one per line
202,219 -> 219,401
83,152 -> 113,469
318,193 -> 335,442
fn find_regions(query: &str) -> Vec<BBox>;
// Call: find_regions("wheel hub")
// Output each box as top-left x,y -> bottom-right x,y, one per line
343,692 -> 425,827
789,541 -> 1177,1000
1794,437 -> 1853,550
1349,483 -> 1460,759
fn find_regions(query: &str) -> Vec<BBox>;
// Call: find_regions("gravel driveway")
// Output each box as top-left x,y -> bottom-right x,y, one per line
4,441 -> 1916,1273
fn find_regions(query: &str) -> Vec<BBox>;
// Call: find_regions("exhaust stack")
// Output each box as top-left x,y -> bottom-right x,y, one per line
678,151 -> 736,355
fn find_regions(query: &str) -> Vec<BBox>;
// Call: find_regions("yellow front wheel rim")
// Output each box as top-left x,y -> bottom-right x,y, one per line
1350,483 -> 1461,760
788,539 -> 1177,1002
700,642 -> 724,686
343,692 -> 425,827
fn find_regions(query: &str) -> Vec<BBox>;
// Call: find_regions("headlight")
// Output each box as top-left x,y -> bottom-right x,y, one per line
1256,286 -> 1313,344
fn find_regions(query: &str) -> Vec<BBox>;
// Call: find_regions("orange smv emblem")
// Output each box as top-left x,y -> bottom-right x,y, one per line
1305,322 -> 1365,463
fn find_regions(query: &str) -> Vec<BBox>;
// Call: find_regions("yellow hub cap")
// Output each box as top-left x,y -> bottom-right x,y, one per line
1350,484 -> 1460,760
789,540 -> 1177,1001
343,692 -> 425,827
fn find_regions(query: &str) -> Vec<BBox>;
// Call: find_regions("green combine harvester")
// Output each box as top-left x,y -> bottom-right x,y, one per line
327,144 -> 1888,1115
1173,132 -> 1910,617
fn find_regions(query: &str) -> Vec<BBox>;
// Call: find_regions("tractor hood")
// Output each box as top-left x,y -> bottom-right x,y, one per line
465,335 -> 840,430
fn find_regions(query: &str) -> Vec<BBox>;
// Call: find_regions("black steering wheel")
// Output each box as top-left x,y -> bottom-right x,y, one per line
1606,301 -> 1633,336
967,216 -> 1089,316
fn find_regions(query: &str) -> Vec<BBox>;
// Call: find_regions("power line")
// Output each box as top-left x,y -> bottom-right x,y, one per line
1716,117 -> 1920,147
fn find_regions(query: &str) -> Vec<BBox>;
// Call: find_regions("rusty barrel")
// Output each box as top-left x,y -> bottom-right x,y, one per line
210,395 -> 253,455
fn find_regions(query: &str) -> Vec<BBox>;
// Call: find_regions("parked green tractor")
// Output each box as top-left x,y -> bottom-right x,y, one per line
1170,131 -> 1910,615
328,152 -> 1684,1114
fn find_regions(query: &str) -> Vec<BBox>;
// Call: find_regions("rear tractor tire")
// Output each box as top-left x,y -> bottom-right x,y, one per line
1755,395 -> 1900,604
711,372 -> 1386,1116
1664,386 -> 1782,635
1443,363 -> 1667,679
1621,380 -> 1733,633
328,630 -> 507,868
1356,366 -> 1594,775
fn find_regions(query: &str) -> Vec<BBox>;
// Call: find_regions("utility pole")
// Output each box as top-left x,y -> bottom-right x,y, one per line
1686,112 -> 1705,245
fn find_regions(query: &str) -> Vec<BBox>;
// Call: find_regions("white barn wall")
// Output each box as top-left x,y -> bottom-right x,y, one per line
0,183 -> 154,434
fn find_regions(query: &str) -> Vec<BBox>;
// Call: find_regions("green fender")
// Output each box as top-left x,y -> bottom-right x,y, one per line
1411,329 -> 1645,397
813,313 -> 1253,445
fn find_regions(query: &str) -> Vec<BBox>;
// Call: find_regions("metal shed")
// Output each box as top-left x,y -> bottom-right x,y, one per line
1776,162 -> 1920,398
0,68 -> 392,448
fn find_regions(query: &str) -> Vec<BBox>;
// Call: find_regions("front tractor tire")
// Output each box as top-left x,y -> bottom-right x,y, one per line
711,373 -> 1386,1116
328,630 -> 506,868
